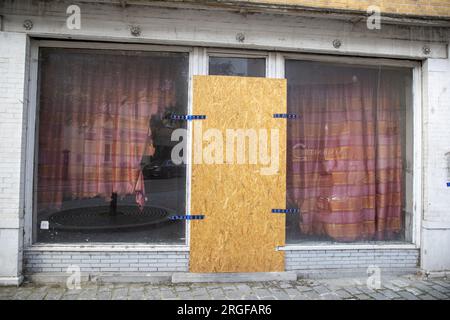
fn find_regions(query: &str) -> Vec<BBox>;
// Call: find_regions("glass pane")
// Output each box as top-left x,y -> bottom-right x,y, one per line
209,56 -> 265,77
285,60 -> 412,244
35,48 -> 189,243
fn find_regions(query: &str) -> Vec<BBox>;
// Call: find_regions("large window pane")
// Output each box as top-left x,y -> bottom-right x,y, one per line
285,60 -> 412,243
35,48 -> 189,243
209,56 -> 265,77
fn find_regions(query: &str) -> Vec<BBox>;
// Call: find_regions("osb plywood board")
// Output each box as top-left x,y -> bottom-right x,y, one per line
190,75 -> 287,273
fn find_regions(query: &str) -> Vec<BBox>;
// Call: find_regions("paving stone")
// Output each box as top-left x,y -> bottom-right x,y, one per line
358,285 -> 377,295
418,294 -> 437,300
44,288 -> 65,300
390,279 -> 410,288
175,286 -> 190,292
383,282 -> 403,292
290,293 -> 310,300
348,285 -> 365,294
160,289 -> 177,299
208,288 -> 224,296
335,289 -> 353,299
1,276 -> 449,300
431,280 -> 450,288
397,291 -> 419,300
27,292 -> 48,300
279,283 -> 293,289
191,287 -> 208,297
284,288 -> 300,297
378,289 -> 401,299
176,291 -> 195,300
312,285 -> 330,295
320,293 -> 341,300
236,284 -> 252,292
225,291 -> 245,299
12,289 -> 34,300
410,281 -> 432,292
367,292 -> 389,300
97,291 -> 112,300
254,288 -> 272,298
304,290 -> 322,300
405,287 -> 422,296
426,289 -> 448,299
110,288 -> 128,300
431,284 -> 448,293
294,285 -> 312,292
268,289 -> 290,300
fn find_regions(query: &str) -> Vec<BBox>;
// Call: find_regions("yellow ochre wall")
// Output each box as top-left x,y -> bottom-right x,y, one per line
190,76 -> 287,273
239,0 -> 450,18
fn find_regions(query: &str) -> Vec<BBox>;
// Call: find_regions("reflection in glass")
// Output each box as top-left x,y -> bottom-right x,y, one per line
285,60 -> 411,243
36,48 -> 188,243
209,56 -> 265,77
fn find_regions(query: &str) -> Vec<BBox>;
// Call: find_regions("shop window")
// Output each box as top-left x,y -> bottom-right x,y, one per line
285,60 -> 412,243
35,48 -> 189,243
209,56 -> 266,77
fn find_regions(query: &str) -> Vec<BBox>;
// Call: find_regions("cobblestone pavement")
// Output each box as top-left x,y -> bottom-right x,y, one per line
0,274 -> 449,300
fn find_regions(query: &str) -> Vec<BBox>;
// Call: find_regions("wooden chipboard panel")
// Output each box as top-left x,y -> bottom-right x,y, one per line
190,75 -> 287,273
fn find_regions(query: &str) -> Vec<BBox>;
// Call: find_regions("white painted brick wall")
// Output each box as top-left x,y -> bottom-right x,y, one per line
285,249 -> 419,271
0,31 -> 28,283
24,251 -> 189,273
421,38 -> 450,272
24,249 -> 419,274
423,50 -> 450,223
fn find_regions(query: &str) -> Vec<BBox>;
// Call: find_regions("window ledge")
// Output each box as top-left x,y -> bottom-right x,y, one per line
277,243 -> 418,251
25,244 -> 190,252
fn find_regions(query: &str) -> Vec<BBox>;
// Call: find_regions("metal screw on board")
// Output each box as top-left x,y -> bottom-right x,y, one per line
333,39 -> 342,49
236,33 -> 245,43
23,20 -> 33,30
130,25 -> 141,37
423,46 -> 431,55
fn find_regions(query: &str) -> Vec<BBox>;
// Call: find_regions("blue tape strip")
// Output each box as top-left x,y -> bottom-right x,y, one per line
169,215 -> 205,220
447,182 -> 450,187
170,114 -> 206,120
273,113 -> 298,119
272,209 -> 299,214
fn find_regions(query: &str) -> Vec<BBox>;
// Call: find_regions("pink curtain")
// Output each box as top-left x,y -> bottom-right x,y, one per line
37,49 -> 179,210
287,64 -> 406,241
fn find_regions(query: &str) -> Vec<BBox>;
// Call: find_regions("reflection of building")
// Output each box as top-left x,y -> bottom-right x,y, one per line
1,0 -> 450,285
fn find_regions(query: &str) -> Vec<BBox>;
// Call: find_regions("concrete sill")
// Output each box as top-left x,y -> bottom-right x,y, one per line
278,243 -> 418,251
25,244 -> 190,252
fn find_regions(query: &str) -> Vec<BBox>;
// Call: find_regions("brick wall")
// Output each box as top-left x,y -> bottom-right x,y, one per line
24,249 -> 419,275
236,0 -> 450,17
24,250 -> 189,274
285,249 -> 420,273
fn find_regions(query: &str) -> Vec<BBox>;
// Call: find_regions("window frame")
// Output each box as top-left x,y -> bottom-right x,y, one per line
277,52 -> 422,250
24,41 -> 422,251
24,40 -> 193,248
206,48 -> 270,77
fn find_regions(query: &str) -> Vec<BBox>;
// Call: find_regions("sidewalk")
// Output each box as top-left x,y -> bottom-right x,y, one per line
0,274 -> 449,300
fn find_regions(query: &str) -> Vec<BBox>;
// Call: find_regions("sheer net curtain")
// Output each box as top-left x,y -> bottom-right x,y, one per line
37,49 -> 179,210
287,62 -> 406,242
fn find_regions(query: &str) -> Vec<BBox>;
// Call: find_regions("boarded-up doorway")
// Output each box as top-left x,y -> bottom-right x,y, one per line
190,75 -> 287,273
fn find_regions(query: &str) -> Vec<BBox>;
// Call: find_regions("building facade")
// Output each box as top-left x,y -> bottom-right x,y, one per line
0,0 -> 449,285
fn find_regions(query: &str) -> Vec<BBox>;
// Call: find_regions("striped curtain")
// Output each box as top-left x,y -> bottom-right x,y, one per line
287,63 -> 406,241
37,48 -> 179,210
